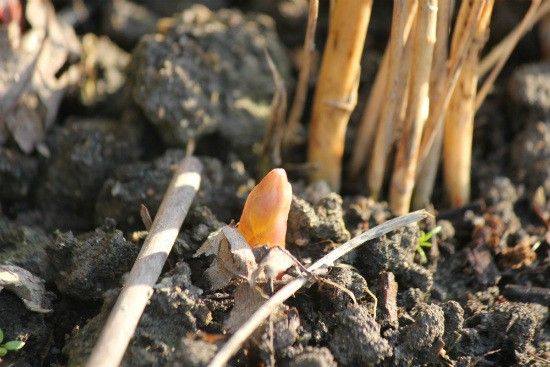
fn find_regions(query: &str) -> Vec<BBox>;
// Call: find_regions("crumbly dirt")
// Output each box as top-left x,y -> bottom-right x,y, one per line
0,2 -> 549,367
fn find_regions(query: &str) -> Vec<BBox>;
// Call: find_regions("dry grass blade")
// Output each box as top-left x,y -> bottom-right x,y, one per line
390,0 -> 438,215
307,0 -> 373,191
86,157 -> 202,367
367,0 -> 418,199
207,210 -> 429,367
476,0 -> 550,110
284,0 -> 319,146
349,46 -> 389,179
443,0 -> 494,207
412,0 -> 452,209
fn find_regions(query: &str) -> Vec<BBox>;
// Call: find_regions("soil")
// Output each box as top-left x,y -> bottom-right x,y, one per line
0,1 -> 549,367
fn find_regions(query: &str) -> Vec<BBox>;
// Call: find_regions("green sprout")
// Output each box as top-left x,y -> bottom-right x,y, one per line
0,328 -> 25,358
416,226 -> 442,264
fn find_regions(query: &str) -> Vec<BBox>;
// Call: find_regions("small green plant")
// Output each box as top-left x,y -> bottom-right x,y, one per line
416,226 -> 442,264
0,328 -> 25,358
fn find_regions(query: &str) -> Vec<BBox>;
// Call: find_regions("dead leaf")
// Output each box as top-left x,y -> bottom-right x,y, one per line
224,282 -> 269,333
250,246 -> 294,285
0,0 -> 81,153
195,226 -> 257,290
0,264 -> 52,313
195,224 -> 296,291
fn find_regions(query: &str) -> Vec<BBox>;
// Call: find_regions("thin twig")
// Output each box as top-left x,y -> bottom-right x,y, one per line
258,50 -> 287,177
86,156 -> 203,367
476,0 -> 550,110
284,0 -> 319,146
207,210 -> 429,367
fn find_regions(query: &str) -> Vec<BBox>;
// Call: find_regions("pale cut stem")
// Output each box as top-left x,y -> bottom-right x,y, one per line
307,0 -> 373,191
476,0 -> 550,110
348,46 -> 389,179
367,0 -> 418,199
412,0 -> 452,209
390,0 -> 438,215
207,210 -> 429,367
284,0 -> 319,146
443,0 -> 494,207
85,157 -> 202,367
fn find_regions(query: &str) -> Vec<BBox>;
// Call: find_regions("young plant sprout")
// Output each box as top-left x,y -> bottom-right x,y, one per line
416,226 -> 441,264
237,168 -> 292,248
0,328 -> 25,358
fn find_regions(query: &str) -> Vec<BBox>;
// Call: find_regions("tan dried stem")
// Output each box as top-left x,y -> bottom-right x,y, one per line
476,0 -> 550,110
307,0 -> 373,191
443,0 -> 494,207
349,46 -> 389,179
284,0 -> 319,146
417,0 -> 485,169
390,0 -> 438,215
412,0 -> 452,209
367,0 -> 418,199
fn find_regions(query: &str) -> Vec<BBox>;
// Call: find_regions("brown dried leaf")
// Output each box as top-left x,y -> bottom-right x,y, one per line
224,282 -> 269,333
0,264 -> 52,313
250,246 -> 294,285
195,226 -> 257,290
195,225 -> 295,290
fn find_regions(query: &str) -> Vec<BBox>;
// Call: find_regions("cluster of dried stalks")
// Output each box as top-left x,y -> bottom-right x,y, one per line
301,0 -> 550,214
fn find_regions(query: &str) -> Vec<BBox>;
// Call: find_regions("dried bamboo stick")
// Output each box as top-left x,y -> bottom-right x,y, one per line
348,47 -> 389,179
389,0 -> 438,215
207,210 -> 429,367
412,0 -> 452,209
284,0 -> 319,146
307,0 -> 373,191
367,0 -> 418,199
476,0 -> 550,110
86,157 -> 202,367
443,0 -> 494,207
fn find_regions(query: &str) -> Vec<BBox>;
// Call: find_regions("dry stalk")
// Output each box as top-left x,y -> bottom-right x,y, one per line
476,0 -> 550,110
307,0 -> 373,191
367,0 -> 418,199
207,210 -> 429,367
412,0 -> 452,209
443,0 -> 494,207
417,0 -> 485,170
86,157 -> 202,367
389,0 -> 438,215
284,0 -> 319,146
348,46 -> 389,179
